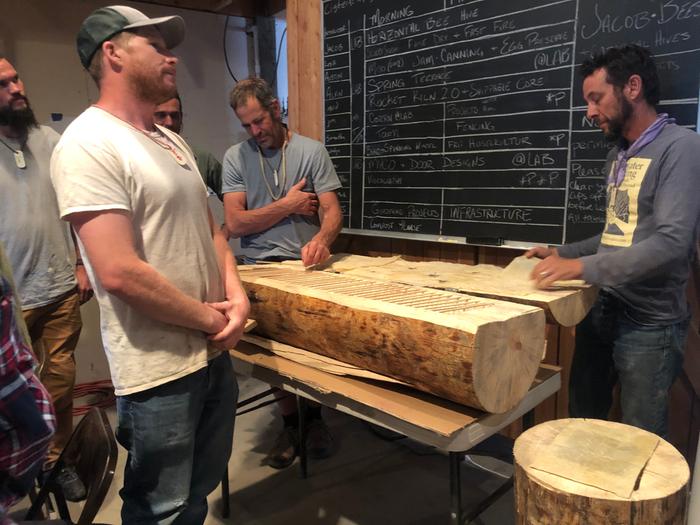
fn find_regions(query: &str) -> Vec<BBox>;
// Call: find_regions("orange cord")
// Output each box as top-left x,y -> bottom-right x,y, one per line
72,380 -> 115,416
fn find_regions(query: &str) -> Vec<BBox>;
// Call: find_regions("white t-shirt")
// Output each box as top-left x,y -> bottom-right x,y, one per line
50,107 -> 224,395
0,125 -> 76,308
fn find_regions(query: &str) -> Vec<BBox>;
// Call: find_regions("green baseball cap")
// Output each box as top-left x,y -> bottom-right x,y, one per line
77,5 -> 185,68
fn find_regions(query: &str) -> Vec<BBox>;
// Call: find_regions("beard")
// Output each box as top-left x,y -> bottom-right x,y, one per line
0,97 -> 38,136
602,93 -> 633,144
128,67 -> 176,106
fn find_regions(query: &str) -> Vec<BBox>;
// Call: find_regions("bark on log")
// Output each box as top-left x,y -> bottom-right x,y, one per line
238,265 -> 545,413
514,419 -> 690,524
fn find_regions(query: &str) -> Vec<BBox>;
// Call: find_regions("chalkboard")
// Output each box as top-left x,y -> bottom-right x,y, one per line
322,0 -> 700,245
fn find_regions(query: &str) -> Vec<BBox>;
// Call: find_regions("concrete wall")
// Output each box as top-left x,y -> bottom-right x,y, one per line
0,0 -> 254,382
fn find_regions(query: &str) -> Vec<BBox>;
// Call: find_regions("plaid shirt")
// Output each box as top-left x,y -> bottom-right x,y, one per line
0,249 -> 55,523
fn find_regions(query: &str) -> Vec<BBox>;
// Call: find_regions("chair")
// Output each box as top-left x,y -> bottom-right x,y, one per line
24,407 -> 118,524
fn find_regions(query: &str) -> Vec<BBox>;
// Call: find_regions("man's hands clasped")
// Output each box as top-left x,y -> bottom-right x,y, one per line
204,296 -> 251,350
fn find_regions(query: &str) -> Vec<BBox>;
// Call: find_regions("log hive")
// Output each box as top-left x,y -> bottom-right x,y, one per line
302,254 -> 597,327
514,419 -> 690,524
238,265 -> 545,413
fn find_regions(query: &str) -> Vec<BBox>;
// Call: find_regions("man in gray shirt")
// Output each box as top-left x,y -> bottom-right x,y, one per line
527,45 -> 700,437
0,56 -> 89,500
223,77 -> 343,468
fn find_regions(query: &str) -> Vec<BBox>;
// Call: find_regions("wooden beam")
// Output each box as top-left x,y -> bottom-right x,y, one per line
138,0 -> 261,18
286,0 -> 322,140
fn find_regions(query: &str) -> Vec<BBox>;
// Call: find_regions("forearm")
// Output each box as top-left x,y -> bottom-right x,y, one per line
102,258 -> 218,333
226,200 -> 291,237
313,198 -> 343,247
557,234 -> 602,259
582,232 -> 693,286
212,223 -> 248,303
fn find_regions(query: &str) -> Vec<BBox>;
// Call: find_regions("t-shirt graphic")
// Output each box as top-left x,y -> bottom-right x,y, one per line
601,157 -> 651,248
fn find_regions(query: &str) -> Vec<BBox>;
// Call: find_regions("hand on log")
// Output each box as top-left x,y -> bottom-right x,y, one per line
301,239 -> 331,267
530,255 -> 584,289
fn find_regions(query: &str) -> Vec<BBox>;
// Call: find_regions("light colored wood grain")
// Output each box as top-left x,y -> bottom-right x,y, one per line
288,253 -> 597,327
514,419 -> 690,524
242,333 -> 409,384
239,265 -> 545,413
286,0 -> 322,140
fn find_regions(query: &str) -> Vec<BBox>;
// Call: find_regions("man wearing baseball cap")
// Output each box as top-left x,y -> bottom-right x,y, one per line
50,6 -> 249,523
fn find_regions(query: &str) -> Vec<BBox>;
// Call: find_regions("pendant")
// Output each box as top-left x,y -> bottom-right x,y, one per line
165,145 -> 187,166
14,149 -> 26,169
273,169 -> 279,186
171,149 -> 188,166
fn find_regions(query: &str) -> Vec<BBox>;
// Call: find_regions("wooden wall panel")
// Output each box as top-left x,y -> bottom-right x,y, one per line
555,326 -> 576,419
535,324 -> 560,423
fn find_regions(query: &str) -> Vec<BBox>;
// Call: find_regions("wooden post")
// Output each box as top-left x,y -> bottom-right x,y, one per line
286,0 -> 322,140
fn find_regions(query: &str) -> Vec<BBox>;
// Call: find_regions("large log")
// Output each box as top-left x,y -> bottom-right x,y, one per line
514,419 -> 690,524
238,265 -> 545,413
289,254 -> 597,327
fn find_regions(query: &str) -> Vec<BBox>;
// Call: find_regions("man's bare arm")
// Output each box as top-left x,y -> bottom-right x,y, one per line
70,210 -> 227,334
208,207 -> 250,349
301,191 -> 343,266
224,178 -> 318,237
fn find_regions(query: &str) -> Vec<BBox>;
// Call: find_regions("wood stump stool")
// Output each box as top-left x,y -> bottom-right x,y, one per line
514,419 -> 689,524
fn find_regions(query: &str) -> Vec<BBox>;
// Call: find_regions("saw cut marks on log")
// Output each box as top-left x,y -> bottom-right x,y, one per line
238,265 -> 546,413
283,253 -> 597,327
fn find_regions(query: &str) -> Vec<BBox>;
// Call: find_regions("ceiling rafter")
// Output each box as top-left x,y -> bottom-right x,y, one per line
138,0 -> 285,18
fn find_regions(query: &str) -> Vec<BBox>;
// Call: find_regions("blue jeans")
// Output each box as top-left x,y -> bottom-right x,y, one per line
569,290 -> 688,437
116,353 -> 237,524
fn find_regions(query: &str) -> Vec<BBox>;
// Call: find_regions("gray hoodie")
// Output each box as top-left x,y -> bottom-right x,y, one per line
558,123 -> 700,324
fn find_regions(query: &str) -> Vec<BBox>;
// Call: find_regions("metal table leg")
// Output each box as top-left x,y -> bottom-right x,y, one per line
221,466 -> 230,518
463,476 -> 513,524
297,395 -> 308,479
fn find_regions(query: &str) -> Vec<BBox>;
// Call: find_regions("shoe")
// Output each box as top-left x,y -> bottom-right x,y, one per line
306,419 -> 334,459
40,465 -> 87,502
266,427 -> 299,469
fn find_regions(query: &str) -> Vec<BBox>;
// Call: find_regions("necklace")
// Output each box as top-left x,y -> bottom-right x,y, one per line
257,133 -> 290,201
0,136 -> 26,169
261,148 -> 285,186
93,105 -> 188,167
140,128 -> 188,166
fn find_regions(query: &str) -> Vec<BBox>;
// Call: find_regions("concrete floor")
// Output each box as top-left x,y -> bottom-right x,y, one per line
25,372 -> 517,525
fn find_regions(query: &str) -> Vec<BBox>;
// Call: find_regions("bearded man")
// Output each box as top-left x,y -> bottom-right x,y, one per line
526,45 -> 700,437
0,56 -> 89,501
50,6 -> 249,523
